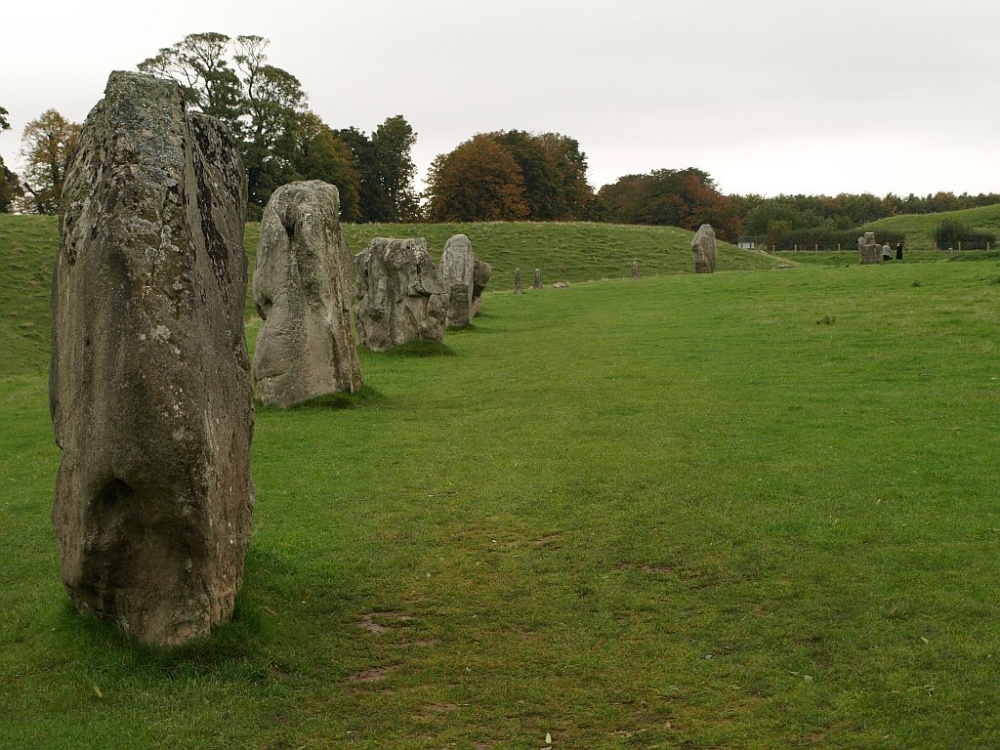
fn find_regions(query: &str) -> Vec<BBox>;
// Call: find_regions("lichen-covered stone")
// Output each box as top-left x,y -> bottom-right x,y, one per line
253,180 -> 362,407
691,224 -> 717,274
50,71 -> 254,647
353,237 -> 446,351
441,234 -> 475,328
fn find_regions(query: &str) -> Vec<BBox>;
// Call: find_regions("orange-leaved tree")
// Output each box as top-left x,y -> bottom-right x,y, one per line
426,134 -> 529,222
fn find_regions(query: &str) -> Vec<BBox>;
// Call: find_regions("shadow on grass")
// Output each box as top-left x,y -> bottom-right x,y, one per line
255,385 -> 387,412
54,595 -> 268,677
382,341 -> 455,357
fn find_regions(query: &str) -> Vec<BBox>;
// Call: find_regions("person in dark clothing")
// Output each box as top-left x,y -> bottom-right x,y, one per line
895,241 -> 903,260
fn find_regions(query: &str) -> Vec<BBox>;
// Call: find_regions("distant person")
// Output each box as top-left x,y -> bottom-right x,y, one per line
882,242 -> 892,261
896,240 -> 903,260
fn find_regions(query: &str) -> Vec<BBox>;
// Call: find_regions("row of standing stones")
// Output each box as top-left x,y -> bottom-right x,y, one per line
49,72 -> 496,646
49,70 -> 718,647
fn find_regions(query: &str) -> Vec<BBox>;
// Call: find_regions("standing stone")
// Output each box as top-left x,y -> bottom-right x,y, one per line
858,231 -> 880,264
514,267 -> 523,294
253,180 -> 362,407
441,234 -> 475,329
533,268 -> 543,289
471,259 -> 492,318
691,224 -> 717,274
50,72 -> 254,646
353,237 -> 446,351
631,260 -> 640,280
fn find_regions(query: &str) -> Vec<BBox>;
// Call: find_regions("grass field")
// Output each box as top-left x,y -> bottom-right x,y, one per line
2,215 -> 999,748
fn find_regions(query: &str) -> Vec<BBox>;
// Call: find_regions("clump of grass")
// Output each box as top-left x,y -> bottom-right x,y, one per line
911,279 -> 923,287
816,313 -> 836,325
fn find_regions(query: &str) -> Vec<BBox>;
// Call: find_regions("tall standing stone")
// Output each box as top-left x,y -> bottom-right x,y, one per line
50,71 -> 255,647
691,224 -> 717,274
441,234 -> 475,329
253,180 -> 362,407
533,268 -> 543,289
353,237 -> 446,351
471,259 -> 492,318
514,268 -> 523,294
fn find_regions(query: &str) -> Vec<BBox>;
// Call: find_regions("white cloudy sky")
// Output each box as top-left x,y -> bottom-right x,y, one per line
2,0 -> 998,198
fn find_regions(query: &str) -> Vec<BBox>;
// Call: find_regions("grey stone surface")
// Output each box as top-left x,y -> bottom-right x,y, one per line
514,267 -> 522,294
51,71 -> 255,647
533,268 -> 543,289
471,259 -> 492,317
691,224 -> 717,273
859,231 -> 880,264
441,234 -> 475,328
353,237 -> 446,351
253,180 -> 362,407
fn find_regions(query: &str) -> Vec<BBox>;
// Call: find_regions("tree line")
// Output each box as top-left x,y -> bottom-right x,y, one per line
3,31 -> 999,239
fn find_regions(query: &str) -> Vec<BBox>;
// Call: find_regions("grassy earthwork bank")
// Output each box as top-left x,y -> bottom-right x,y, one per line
2,213 -> 1000,747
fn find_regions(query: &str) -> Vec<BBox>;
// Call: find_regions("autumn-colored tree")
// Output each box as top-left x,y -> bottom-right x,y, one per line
18,109 -> 81,214
426,135 -> 529,222
484,131 -> 592,220
597,168 -> 742,240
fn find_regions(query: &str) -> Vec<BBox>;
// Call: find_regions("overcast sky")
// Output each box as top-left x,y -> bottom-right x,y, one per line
2,0 -> 998,198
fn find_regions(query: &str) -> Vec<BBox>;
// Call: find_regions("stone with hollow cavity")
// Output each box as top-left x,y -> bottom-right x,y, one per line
50,71 -> 255,647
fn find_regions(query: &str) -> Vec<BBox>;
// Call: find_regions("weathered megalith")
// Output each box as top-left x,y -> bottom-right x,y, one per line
441,234 -> 475,329
859,231 -> 880,264
533,268 -> 543,289
691,224 -> 717,273
50,71 -> 255,647
253,180 -> 362,407
471,259 -> 492,317
514,267 -> 523,294
631,260 -> 640,280
353,237 -> 446,351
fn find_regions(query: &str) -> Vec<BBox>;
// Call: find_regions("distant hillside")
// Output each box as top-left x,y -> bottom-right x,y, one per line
1,216 -> 783,377
865,203 -> 1000,251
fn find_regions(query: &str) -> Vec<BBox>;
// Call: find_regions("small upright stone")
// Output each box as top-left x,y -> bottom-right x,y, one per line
514,267 -> 523,294
691,224 -> 717,273
253,180 -> 362,408
50,71 -> 254,647
441,234 -> 475,329
353,238 -> 446,351
631,260 -> 640,280
533,268 -> 543,289
471,259 -> 492,317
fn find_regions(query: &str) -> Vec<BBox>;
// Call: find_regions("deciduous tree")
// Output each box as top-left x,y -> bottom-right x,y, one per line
18,109 -> 81,214
426,134 -> 529,222
292,112 -> 362,221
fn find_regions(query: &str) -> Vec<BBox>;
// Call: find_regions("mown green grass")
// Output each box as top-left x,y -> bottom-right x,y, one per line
0,214 -> 786,364
2,243 -> 999,747
866,203 -> 1000,252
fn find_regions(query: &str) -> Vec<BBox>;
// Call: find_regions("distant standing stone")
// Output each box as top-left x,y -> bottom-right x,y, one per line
471,259 -> 492,317
631,260 -> 640,280
858,231 -> 880,264
514,267 -> 523,294
353,238 -> 447,351
441,234 -> 475,328
691,224 -> 717,273
533,268 -> 543,289
253,180 -> 362,407
50,71 -> 255,647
